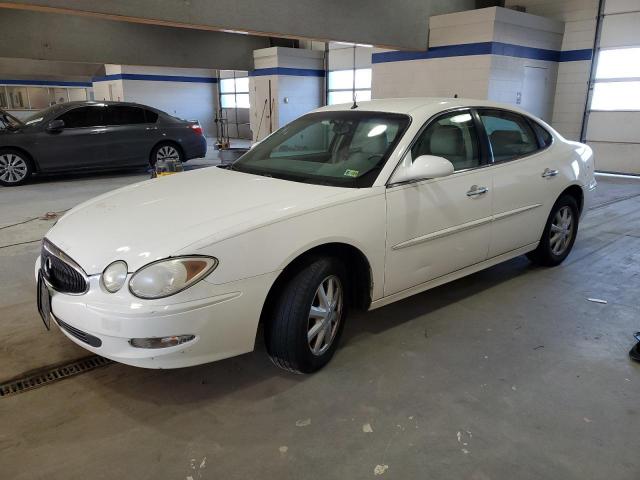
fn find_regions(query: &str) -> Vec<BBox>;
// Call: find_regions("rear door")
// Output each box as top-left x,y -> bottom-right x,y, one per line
103,105 -> 158,167
34,105 -> 109,171
477,109 -> 556,257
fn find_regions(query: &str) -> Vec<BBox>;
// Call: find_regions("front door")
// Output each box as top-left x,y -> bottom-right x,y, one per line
384,109 -> 493,296
34,105 -> 109,171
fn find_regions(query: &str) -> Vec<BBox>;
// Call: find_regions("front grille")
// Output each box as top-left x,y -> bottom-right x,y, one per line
55,317 -> 102,348
41,239 -> 88,294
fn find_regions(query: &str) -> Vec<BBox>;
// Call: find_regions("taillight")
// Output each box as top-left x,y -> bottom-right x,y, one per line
190,124 -> 203,136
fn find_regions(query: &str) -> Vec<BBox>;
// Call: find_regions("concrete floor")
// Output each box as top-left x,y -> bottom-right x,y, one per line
0,171 -> 639,479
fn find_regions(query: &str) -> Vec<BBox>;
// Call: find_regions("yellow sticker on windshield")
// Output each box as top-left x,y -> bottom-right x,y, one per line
344,169 -> 359,177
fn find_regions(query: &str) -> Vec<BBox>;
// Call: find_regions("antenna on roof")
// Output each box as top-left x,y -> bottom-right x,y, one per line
350,45 -> 358,109
454,94 -> 459,98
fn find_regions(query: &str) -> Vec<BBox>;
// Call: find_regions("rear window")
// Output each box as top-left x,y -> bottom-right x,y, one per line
144,109 -> 159,123
105,106 -> 146,125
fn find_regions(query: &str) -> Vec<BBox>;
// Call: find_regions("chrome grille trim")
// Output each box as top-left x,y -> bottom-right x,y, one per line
41,239 -> 89,295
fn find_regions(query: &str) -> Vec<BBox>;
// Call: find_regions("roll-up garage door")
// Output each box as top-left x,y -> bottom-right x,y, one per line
584,0 -> 640,174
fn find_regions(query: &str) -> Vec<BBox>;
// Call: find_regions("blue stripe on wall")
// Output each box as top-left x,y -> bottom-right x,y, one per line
92,73 -> 218,83
249,67 -> 325,77
372,42 -> 593,64
0,79 -> 92,87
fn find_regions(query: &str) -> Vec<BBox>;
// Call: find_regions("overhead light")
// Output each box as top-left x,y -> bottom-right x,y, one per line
367,124 -> 387,137
449,113 -> 472,124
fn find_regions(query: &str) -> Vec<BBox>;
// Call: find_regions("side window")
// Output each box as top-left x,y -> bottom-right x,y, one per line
105,106 -> 146,126
144,109 -> 159,123
531,121 -> 553,148
57,106 -> 104,128
411,110 -> 480,171
479,110 -> 539,162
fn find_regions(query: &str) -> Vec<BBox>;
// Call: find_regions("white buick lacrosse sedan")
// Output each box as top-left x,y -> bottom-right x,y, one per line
36,98 -> 596,373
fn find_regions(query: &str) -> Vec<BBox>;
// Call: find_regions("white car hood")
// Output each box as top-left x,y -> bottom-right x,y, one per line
46,167 -> 352,274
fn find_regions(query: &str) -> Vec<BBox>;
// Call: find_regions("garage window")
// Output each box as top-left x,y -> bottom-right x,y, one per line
220,75 -> 250,108
327,68 -> 372,105
591,47 -> 640,111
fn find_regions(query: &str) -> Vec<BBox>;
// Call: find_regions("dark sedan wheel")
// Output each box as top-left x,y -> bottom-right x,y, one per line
0,149 -> 33,186
151,143 -> 183,167
266,257 -> 347,374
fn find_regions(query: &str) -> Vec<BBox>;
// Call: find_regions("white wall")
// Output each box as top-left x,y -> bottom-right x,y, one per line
505,0 -> 599,140
373,7 -> 562,123
250,47 -> 324,142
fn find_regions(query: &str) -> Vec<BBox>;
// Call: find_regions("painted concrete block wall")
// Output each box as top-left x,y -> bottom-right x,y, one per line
373,7 -> 562,123
373,54 -> 493,99
250,47 -> 324,142
505,0 -> 599,140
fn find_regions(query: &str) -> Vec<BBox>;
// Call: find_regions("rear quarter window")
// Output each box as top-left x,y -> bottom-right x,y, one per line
531,121 -> 553,148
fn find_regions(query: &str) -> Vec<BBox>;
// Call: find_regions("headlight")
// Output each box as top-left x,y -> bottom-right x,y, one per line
102,260 -> 128,293
128,256 -> 218,299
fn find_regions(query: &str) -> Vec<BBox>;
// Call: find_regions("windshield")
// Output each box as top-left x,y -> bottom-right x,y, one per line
232,111 -> 410,188
0,110 -> 24,130
22,103 -> 68,126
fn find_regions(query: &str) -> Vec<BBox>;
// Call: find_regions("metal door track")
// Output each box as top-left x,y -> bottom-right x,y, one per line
0,355 -> 113,398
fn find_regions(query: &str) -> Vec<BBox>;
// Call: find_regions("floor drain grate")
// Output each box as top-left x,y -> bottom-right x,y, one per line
0,355 -> 113,398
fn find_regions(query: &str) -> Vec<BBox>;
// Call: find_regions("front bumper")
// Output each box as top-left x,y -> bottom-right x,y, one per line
35,257 -> 277,368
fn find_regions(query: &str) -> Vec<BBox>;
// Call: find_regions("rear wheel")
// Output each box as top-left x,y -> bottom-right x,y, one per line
266,257 -> 347,374
0,149 -> 33,186
527,194 -> 579,266
150,142 -> 183,167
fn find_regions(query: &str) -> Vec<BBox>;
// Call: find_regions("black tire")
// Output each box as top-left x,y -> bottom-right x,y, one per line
150,142 -> 183,167
527,194 -> 579,266
266,257 -> 348,374
0,148 -> 33,186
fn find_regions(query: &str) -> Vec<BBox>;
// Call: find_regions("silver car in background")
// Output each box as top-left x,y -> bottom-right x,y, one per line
0,101 -> 207,186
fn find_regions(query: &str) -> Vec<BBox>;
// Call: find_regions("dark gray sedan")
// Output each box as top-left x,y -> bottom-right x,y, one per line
0,101 -> 207,186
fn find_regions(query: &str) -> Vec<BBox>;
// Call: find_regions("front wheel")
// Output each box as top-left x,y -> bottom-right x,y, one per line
527,194 -> 579,266
0,149 -> 33,186
266,257 -> 347,374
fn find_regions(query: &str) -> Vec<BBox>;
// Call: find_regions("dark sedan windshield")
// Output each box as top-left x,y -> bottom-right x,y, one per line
0,109 -> 24,130
232,111 -> 410,188
22,104 -> 67,126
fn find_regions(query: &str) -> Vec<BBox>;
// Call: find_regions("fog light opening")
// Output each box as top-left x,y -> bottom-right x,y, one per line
129,335 -> 195,349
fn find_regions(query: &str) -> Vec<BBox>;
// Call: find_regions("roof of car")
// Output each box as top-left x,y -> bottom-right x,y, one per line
316,97 -> 537,119
63,100 -> 157,109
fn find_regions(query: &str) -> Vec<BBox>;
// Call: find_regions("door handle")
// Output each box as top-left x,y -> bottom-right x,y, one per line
542,168 -> 559,178
466,185 -> 489,197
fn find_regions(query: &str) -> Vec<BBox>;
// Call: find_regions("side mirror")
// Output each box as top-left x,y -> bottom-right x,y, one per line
47,119 -> 65,132
391,155 -> 454,184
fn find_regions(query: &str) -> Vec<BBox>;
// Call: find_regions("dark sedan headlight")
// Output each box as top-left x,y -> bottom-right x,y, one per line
128,256 -> 218,299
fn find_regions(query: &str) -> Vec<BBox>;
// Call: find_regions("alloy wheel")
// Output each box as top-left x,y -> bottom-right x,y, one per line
0,153 -> 28,184
549,206 -> 574,256
156,145 -> 180,162
307,275 -> 343,356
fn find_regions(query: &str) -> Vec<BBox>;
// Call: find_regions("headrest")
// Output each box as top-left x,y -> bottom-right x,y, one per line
361,132 -> 388,155
490,130 -> 523,146
429,125 -> 463,157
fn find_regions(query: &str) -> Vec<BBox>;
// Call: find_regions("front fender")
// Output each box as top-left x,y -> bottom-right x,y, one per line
193,191 -> 388,301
